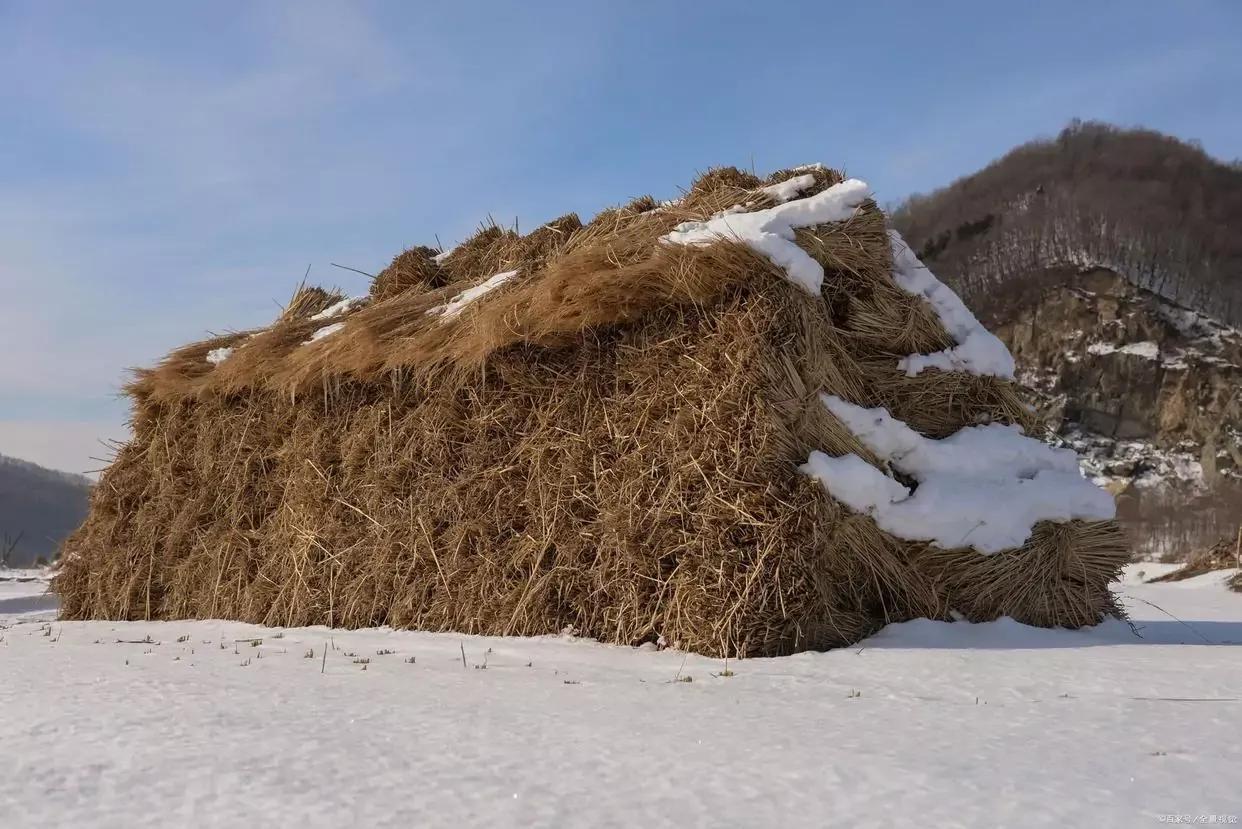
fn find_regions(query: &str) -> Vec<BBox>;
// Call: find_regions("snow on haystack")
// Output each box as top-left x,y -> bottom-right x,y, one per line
888,231 -> 1016,379
665,182 -> 1104,552
663,189 -> 1014,379
661,178 -> 870,293
428,270 -> 519,320
295,296 -> 371,345
803,396 -> 1115,554
707,174 -> 820,218
755,173 -> 819,204
312,296 -> 368,321
308,322 -> 345,342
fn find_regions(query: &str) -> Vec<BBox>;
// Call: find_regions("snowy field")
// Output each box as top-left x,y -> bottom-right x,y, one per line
2,565 -> 1240,828
0,569 -> 58,618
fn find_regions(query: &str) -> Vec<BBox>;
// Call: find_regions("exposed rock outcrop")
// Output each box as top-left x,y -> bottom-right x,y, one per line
998,269 -> 1240,454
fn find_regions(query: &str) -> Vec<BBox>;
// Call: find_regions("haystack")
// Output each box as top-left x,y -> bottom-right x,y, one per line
56,165 -> 1128,657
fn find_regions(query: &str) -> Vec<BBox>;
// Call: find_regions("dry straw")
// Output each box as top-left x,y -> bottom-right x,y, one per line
55,165 -> 1128,657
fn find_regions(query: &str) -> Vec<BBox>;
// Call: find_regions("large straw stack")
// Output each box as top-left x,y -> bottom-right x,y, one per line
55,165 -> 1127,657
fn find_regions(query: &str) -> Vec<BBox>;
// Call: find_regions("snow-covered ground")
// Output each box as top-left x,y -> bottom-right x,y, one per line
0,569 -> 58,619
2,566 -> 1239,828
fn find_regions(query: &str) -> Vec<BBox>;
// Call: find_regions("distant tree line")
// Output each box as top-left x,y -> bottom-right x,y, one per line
0,454 -> 91,567
892,120 -> 1242,326
1117,477 -> 1242,561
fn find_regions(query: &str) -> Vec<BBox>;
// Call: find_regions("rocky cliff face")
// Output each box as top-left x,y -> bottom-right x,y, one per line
1000,269 -> 1240,448
992,270 -> 1241,556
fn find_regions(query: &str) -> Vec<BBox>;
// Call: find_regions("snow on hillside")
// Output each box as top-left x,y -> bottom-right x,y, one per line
1,568 -> 1239,828
1058,427 -> 1211,491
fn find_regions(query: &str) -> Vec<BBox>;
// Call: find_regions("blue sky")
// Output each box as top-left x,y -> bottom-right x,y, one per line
2,0 -> 1239,475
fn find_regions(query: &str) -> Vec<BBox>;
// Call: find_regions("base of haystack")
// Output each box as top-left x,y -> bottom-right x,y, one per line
55,422 -> 1126,659
54,530 -> 1127,658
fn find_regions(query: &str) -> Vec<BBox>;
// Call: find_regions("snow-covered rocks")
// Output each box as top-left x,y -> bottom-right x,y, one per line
1086,340 -> 1160,360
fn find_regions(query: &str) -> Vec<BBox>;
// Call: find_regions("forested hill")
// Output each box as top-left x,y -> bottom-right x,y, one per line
0,454 -> 91,567
891,121 -> 1242,328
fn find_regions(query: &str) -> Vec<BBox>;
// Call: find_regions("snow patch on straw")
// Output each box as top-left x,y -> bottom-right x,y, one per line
889,231 -> 1015,379
660,178 -> 870,294
312,296 -> 368,321
308,322 -> 345,343
428,270 -> 519,321
802,395 -> 1115,554
710,174 -> 820,219
755,173 -> 818,205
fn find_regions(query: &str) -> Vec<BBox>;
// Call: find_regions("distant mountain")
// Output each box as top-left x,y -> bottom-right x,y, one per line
892,122 -> 1242,557
893,120 -> 1242,329
0,454 -> 92,567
